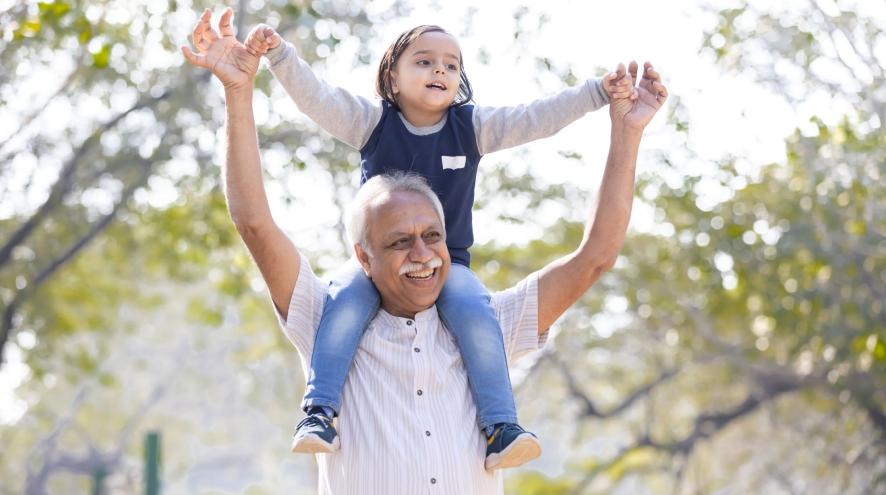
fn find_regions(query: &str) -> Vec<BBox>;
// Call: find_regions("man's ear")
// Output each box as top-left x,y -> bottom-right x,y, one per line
354,244 -> 372,277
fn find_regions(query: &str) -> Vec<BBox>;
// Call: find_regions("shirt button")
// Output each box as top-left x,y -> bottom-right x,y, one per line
425,430 -> 431,437
414,347 -> 420,353
416,389 -> 423,396
430,478 -> 437,484
406,320 -> 413,326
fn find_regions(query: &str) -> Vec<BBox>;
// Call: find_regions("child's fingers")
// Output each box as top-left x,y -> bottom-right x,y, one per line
607,81 -> 634,98
615,62 -> 626,79
245,32 -> 269,55
265,29 -> 282,49
609,90 -> 633,99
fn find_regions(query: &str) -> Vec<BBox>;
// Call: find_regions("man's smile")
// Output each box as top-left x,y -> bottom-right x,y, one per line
399,256 -> 443,286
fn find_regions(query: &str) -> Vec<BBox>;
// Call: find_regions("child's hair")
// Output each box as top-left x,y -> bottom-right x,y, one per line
376,25 -> 474,109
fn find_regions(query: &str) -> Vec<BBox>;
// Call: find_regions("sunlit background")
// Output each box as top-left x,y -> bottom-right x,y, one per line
1,0 -> 884,493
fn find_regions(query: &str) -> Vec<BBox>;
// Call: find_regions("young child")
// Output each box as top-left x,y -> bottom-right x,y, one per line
245,23 -> 634,470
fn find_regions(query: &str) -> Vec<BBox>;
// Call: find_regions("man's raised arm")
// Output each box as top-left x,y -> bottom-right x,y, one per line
182,8 -> 301,315
536,62 -> 668,333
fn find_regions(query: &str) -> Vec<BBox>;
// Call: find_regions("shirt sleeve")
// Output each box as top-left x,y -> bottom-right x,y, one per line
265,41 -> 383,150
472,78 -> 610,155
491,272 -> 549,366
275,255 -> 328,370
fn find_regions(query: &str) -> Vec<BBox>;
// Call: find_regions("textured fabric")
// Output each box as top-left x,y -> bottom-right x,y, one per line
359,101 -> 480,266
276,256 -> 547,495
266,40 -> 609,264
266,41 -> 608,154
471,79 -> 610,155
302,259 -> 380,413
436,264 -> 517,429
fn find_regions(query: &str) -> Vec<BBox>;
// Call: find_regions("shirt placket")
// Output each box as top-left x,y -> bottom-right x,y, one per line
409,316 -> 440,492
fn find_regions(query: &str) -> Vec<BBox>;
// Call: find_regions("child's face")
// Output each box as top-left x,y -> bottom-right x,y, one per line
390,32 -> 462,116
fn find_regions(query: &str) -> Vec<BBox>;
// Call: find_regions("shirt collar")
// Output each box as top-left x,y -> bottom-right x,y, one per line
375,304 -> 440,327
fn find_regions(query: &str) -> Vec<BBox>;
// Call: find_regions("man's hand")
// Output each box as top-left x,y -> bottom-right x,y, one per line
181,8 -> 260,91
244,24 -> 283,57
601,63 -> 636,101
609,61 -> 668,130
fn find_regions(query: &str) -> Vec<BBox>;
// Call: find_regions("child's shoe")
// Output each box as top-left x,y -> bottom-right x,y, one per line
291,411 -> 340,453
484,423 -> 541,470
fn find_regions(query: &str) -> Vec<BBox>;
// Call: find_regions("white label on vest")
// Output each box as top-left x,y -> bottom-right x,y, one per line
441,155 -> 467,170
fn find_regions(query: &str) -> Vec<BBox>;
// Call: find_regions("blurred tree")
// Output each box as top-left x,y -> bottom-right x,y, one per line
499,1 -> 885,493
0,0 -> 398,491
0,0 -> 392,370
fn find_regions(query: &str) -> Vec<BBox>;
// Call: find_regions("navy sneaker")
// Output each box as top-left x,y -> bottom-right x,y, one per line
484,423 -> 541,470
291,412 -> 340,453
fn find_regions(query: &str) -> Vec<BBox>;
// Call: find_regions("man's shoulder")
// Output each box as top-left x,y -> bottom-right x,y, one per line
490,272 -> 539,310
278,256 -> 328,331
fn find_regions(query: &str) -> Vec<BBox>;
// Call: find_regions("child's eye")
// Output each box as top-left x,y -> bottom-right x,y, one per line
417,60 -> 430,66
447,64 -> 459,71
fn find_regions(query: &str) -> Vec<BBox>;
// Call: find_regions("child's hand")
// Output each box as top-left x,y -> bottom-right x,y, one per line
609,61 -> 668,130
244,24 -> 282,57
602,63 -> 637,101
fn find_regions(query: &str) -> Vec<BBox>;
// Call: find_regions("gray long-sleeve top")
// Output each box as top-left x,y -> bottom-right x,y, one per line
265,41 -> 610,154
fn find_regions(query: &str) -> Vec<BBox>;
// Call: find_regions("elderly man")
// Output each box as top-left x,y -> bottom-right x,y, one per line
183,8 -> 666,494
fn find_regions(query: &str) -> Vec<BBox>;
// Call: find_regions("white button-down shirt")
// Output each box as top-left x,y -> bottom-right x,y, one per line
277,257 -> 548,495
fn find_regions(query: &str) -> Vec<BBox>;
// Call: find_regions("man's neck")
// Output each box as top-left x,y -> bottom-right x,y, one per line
380,302 -> 432,320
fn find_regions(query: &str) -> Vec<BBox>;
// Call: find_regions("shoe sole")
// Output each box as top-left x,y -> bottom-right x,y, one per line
485,433 -> 542,470
291,433 -> 340,454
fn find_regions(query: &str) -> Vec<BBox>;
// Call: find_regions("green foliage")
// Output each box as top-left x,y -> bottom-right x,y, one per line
506,471 -> 573,494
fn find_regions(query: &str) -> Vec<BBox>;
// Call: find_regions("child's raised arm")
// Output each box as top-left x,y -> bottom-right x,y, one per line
246,24 -> 382,151
473,64 -> 634,156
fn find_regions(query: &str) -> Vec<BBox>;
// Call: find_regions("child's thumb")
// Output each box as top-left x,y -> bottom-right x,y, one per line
264,27 -> 281,47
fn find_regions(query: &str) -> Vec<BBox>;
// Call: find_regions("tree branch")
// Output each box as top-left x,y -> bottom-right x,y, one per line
24,367 -> 172,494
1,160 -> 152,367
552,352 -> 680,419
0,90 -> 170,271
0,66 -> 81,157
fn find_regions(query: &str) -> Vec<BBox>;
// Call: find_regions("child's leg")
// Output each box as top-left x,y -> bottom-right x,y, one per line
436,264 -> 517,430
302,259 -> 380,414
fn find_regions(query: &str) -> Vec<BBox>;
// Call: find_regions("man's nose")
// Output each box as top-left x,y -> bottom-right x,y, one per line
409,238 -> 434,261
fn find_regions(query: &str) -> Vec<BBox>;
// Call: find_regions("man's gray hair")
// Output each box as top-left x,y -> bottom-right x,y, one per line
347,172 -> 446,252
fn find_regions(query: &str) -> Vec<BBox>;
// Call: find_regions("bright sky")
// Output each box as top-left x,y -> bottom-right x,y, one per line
0,0 -> 857,424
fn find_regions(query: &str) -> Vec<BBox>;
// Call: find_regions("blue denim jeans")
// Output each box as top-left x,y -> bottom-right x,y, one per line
302,261 -> 518,429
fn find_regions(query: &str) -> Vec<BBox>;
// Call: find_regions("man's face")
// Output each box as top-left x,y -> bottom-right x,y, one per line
355,191 -> 450,318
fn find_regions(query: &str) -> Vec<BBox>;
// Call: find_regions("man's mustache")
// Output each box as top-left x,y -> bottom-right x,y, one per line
399,257 -> 443,275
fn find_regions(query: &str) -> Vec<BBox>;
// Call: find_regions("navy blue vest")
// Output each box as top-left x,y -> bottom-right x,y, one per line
359,102 -> 481,267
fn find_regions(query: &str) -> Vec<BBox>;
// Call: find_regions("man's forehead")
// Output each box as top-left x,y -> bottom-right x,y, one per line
368,191 -> 441,231
370,190 -> 433,210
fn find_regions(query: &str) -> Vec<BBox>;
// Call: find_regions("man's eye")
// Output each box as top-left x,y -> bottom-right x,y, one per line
424,232 -> 441,241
